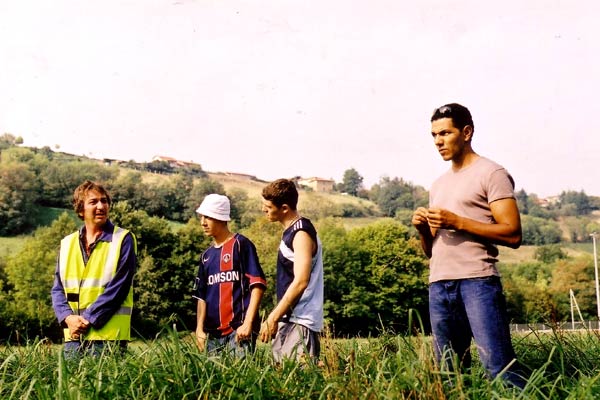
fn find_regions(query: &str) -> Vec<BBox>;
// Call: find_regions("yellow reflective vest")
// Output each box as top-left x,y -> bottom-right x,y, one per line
59,226 -> 135,342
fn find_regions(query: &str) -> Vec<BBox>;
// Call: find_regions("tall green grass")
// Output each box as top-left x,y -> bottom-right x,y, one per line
1,328 -> 600,399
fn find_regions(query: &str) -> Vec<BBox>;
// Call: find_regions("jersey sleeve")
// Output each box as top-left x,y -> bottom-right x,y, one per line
239,236 -> 267,289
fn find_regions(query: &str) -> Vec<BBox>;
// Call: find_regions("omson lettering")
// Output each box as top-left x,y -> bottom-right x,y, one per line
207,270 -> 240,285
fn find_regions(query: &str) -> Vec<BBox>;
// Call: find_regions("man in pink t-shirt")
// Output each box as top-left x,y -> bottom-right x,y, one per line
412,103 -> 527,388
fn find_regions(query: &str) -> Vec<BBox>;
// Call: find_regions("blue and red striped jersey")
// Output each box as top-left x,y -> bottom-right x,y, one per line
192,233 -> 266,337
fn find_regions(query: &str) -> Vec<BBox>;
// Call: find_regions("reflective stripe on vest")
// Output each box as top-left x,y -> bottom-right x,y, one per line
59,226 -> 134,341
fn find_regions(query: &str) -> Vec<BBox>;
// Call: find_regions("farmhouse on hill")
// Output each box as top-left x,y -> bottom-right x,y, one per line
297,177 -> 335,192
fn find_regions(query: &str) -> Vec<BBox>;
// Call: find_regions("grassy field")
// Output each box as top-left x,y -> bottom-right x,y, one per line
498,242 -> 594,265
1,327 -> 600,399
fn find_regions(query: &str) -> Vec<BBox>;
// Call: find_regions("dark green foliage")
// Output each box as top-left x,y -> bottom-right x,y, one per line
240,218 -> 282,309
108,170 -> 151,211
501,253 -> 598,323
39,160 -> 118,208
0,145 -> 215,233
515,188 -> 529,214
521,215 -> 562,245
501,261 -> 556,323
3,142 -> 600,344
111,202 -> 210,337
1,213 -> 77,342
340,167 -> 364,196
518,189 -> 598,220
559,190 -> 595,215
369,176 -> 428,217
535,244 -> 567,264
144,159 -> 175,174
321,218 -> 429,336
0,161 -> 38,234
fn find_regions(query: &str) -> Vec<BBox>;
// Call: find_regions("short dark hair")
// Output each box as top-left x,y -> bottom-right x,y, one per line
431,103 -> 474,132
262,179 -> 298,210
73,180 -> 111,220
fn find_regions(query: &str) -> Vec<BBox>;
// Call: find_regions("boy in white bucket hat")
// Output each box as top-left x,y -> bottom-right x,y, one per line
192,194 -> 267,356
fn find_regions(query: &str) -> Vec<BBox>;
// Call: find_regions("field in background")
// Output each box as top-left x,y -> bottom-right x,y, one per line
499,242 -> 594,265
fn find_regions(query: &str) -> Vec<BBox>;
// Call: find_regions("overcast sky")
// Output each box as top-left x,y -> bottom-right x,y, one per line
1,1 -> 599,197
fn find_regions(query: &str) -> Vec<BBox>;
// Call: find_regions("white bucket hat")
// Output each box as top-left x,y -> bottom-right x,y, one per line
195,194 -> 231,221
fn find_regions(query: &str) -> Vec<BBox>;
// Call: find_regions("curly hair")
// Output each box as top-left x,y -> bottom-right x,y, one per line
72,180 -> 111,220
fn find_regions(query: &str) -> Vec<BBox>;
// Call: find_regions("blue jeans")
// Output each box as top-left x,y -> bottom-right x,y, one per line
429,276 -> 526,388
206,332 -> 255,358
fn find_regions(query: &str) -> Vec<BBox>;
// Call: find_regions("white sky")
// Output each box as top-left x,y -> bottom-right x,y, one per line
1,0 -> 599,197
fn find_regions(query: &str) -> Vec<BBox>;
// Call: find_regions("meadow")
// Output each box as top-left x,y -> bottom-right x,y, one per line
2,324 -> 600,400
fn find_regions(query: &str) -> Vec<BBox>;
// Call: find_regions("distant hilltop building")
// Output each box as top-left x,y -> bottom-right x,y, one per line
152,155 -> 200,169
537,196 -> 560,208
297,177 -> 335,192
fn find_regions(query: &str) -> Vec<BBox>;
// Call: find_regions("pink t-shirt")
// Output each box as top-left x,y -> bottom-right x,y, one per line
428,157 -> 516,283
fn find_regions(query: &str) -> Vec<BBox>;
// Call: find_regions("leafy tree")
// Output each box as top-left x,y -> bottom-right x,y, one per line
549,255 -> 596,321
521,215 -> 562,245
144,160 -> 174,174
226,188 -> 254,228
500,262 -> 555,323
0,133 -> 23,150
340,168 -> 363,196
562,216 -> 591,243
111,202 -> 181,335
559,190 -> 595,216
240,218 -> 281,309
38,160 -> 117,207
586,221 -> 600,238
321,218 -> 429,336
157,173 -> 194,221
369,177 -> 428,217
179,163 -> 206,178
109,171 -> 151,211
515,189 -> 529,214
0,162 -> 39,234
535,244 -> 567,264
111,202 -> 211,336
2,213 -> 77,342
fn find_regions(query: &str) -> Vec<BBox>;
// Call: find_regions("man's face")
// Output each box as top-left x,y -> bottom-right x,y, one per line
261,199 -> 284,222
81,189 -> 110,227
199,215 -> 223,238
431,117 -> 470,161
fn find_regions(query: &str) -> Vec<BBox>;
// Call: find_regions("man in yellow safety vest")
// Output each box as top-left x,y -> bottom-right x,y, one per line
51,180 -> 137,356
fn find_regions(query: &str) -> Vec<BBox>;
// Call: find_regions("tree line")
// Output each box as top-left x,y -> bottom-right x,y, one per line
1,135 -> 599,343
